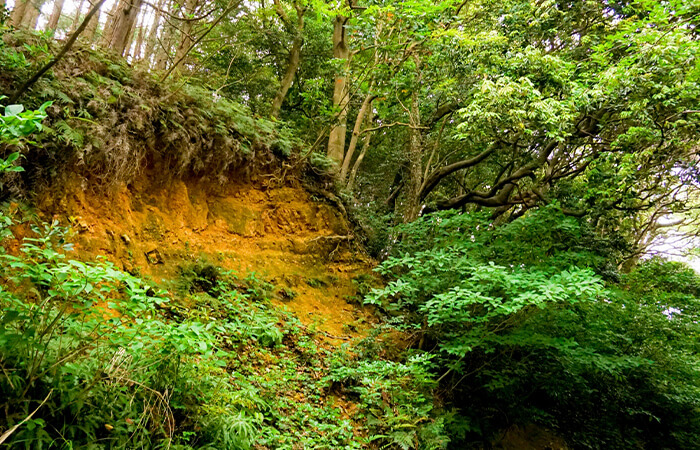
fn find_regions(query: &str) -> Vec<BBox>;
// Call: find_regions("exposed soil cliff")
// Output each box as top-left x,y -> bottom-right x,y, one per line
25,176 -> 375,339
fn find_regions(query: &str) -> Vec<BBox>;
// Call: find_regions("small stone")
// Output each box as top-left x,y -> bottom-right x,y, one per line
145,249 -> 163,265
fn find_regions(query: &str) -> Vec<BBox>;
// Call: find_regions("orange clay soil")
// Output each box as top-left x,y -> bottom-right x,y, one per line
32,176 -> 377,340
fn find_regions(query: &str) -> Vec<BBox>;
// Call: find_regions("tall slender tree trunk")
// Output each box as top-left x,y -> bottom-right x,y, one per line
47,0 -> 65,30
107,0 -> 143,55
340,91 -> 375,180
10,0 -> 109,103
22,0 -> 40,29
270,29 -> 303,118
347,106 -> 373,191
99,0 -> 120,47
170,0 -> 199,75
143,0 -> 166,67
160,0 -> 241,81
11,0 -> 29,26
124,7 -> 144,58
131,10 -> 146,60
154,0 -> 176,70
326,14 -> 350,166
84,0 -> 101,41
270,1 -> 306,119
70,0 -> 85,32
401,57 -> 425,222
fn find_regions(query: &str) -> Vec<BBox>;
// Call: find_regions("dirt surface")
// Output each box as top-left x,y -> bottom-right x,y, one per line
34,176 -> 376,340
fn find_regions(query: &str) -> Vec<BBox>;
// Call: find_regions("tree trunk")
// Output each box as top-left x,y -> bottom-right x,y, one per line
84,0 -> 102,41
170,0 -> 199,75
10,0 -> 109,103
99,0 -> 119,47
160,0 -> 241,81
10,0 -> 29,27
154,0 -> 176,70
47,0 -> 65,30
107,0 -> 143,56
270,31 -> 303,118
340,92 -> 375,180
70,0 -> 85,32
125,7 -> 144,58
143,0 -> 165,66
131,9 -> 146,60
346,106 -> 373,191
270,2 -> 306,119
21,0 -> 40,29
326,14 -> 350,166
401,58 -> 425,222
402,98 -> 424,221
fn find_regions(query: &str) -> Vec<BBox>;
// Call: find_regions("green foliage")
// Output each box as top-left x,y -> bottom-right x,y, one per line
0,32 -> 306,196
328,348 -> 449,450
368,207 -> 700,448
0,195 -> 413,449
0,99 -> 51,145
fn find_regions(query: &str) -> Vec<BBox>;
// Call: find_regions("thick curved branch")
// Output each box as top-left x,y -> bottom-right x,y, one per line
418,146 -> 496,201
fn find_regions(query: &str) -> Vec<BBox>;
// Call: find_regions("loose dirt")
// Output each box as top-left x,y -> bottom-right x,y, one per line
36,176 -> 376,340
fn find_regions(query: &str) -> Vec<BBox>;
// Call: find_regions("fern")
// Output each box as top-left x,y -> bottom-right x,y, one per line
54,119 -> 85,147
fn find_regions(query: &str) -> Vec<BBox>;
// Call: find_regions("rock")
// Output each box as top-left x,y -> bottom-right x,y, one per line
145,249 -> 164,265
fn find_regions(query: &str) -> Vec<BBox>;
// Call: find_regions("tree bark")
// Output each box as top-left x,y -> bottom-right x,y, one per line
340,92 -> 375,180
21,0 -> 40,29
143,0 -> 165,66
154,0 -> 176,70
70,0 -> 84,32
99,0 -> 120,47
131,8 -> 146,59
107,0 -> 143,56
10,0 -> 109,103
326,13 -> 351,166
270,0 -> 306,119
400,56 -> 425,222
170,0 -> 199,74
84,0 -> 102,41
47,0 -> 65,30
160,0 -> 241,81
10,0 -> 29,27
402,89 -> 424,221
346,106 -> 373,191
418,146 -> 496,201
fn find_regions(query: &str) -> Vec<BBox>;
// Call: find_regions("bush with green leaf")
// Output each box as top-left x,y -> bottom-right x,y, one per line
368,206 -> 700,448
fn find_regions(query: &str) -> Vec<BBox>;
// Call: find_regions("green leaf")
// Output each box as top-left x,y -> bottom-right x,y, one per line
4,104 -> 24,117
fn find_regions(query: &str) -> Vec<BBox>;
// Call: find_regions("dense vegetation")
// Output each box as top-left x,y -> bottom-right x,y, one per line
1,0 -> 700,448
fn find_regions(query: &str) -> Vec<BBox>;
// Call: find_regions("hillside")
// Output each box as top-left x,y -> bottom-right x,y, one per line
40,176 -> 374,339
3,2 -> 700,449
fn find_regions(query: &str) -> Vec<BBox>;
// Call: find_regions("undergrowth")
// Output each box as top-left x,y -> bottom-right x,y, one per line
0,219 -> 447,449
0,27 -> 303,198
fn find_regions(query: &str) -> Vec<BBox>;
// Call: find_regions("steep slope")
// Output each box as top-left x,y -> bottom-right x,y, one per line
32,175 -> 375,339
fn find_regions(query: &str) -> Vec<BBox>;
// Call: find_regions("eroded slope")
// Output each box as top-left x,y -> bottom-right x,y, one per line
34,177 -> 375,339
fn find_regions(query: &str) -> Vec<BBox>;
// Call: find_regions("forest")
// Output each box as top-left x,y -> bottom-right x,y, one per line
0,0 -> 700,448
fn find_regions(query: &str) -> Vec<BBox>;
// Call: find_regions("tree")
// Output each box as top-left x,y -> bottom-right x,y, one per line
107,0 -> 144,56
10,0 -> 29,26
46,0 -> 65,30
269,0 -> 307,119
9,0 -> 109,103
326,10 -> 351,165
